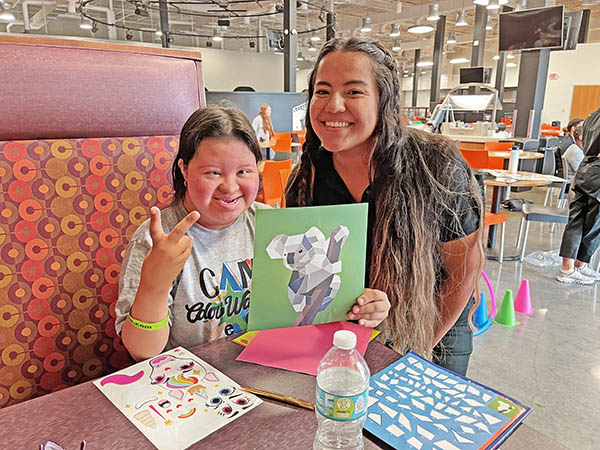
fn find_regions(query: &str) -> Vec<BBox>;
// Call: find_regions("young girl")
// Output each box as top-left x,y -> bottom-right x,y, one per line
116,105 -> 389,361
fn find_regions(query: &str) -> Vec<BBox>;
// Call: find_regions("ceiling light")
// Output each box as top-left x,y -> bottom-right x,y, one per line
408,21 -> 434,34
80,16 -> 93,30
0,1 -> 15,22
396,1 -> 402,14
446,31 -> 456,44
310,31 -> 321,41
507,54 -> 515,59
456,10 -> 467,27
450,57 -> 469,64
507,62 -> 517,67
360,17 -> 371,33
485,16 -> 492,31
403,69 -> 409,74
390,23 -> 400,37
212,29 -> 223,41
308,41 -> 316,52
427,4 -> 440,22
392,40 -> 401,52
297,52 -> 304,61
486,0 -> 500,10
416,61 -> 434,67
155,30 -> 163,36
492,55 -> 500,60
473,0 -> 508,5
421,70 -> 427,74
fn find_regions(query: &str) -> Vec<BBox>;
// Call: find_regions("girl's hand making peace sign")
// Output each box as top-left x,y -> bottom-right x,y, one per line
140,206 -> 200,292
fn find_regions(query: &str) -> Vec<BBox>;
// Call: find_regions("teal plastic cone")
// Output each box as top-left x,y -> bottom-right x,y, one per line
473,292 -> 489,328
494,289 -> 520,327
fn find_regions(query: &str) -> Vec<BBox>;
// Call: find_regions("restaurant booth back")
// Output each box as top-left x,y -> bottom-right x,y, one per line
0,35 -> 205,407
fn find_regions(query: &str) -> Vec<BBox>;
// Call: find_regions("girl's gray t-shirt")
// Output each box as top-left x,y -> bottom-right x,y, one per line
115,201 -> 269,350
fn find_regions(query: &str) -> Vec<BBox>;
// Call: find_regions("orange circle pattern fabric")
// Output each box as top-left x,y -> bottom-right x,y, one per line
0,136 -> 178,407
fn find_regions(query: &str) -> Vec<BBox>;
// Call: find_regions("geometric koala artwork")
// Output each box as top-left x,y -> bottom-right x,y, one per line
248,204 -> 368,332
94,347 -> 261,449
364,351 -> 530,450
266,225 -> 349,326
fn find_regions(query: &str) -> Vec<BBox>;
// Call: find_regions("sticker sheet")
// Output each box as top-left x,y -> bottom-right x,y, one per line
365,351 -> 530,450
94,347 -> 261,450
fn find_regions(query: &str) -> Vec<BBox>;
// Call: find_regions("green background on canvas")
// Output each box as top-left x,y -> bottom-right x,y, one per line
248,203 -> 368,331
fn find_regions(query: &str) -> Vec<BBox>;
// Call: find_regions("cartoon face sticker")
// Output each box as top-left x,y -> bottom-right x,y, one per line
205,386 -> 256,419
148,354 -> 219,388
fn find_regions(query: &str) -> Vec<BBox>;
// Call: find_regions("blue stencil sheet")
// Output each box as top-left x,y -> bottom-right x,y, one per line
364,351 -> 530,450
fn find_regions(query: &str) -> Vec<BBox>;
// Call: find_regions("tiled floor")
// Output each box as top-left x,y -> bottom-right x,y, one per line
468,187 -> 600,450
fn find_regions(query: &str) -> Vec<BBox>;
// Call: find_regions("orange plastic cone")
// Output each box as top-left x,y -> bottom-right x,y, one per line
514,279 -> 533,316
494,289 -> 519,328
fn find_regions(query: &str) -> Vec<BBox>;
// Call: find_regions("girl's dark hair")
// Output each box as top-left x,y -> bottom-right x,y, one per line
287,37 -> 484,358
172,105 -> 263,202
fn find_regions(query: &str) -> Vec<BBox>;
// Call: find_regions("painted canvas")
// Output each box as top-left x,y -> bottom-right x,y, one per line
248,204 -> 368,331
94,347 -> 261,450
365,351 -> 531,450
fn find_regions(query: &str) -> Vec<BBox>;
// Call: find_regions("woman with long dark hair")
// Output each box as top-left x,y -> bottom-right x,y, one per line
286,38 -> 484,375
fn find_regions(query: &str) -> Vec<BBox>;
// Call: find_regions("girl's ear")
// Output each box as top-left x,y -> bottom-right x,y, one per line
178,159 -> 188,183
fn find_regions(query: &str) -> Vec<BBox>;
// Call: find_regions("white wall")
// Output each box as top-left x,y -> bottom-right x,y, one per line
200,47 -> 314,93
200,47 -> 284,92
543,42 -> 600,126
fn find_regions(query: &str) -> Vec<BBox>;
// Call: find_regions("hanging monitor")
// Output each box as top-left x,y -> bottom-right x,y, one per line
499,5 -> 564,52
560,11 -> 583,51
266,29 -> 284,53
460,67 -> 484,84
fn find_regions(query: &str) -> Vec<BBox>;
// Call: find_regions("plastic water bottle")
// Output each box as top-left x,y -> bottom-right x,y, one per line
314,330 -> 370,450
508,148 -> 521,174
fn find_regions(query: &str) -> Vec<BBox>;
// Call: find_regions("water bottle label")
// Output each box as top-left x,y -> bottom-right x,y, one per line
315,386 -> 368,421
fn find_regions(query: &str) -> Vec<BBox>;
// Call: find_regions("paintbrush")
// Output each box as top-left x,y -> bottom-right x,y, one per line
241,386 -> 315,411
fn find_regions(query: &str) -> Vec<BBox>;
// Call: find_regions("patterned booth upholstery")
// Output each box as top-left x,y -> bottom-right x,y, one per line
0,36 -> 205,407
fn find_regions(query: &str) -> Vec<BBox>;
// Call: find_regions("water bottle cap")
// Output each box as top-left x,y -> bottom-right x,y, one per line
333,330 -> 356,350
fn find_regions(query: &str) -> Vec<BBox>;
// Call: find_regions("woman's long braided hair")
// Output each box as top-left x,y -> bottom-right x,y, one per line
287,38 -> 484,358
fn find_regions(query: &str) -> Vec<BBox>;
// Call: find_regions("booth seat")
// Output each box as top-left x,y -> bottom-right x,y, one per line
0,136 -> 179,406
0,35 -> 204,407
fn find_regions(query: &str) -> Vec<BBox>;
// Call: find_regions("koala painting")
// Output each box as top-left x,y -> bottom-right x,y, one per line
266,225 -> 349,326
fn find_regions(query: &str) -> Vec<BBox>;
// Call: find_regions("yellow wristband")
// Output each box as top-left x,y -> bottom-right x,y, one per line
128,312 -> 170,331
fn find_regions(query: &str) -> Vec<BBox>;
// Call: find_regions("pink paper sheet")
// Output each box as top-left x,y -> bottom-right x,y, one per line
235,321 -> 373,376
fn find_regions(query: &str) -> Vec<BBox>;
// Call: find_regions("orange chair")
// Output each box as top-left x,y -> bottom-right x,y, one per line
273,136 -> 293,153
459,148 -> 489,170
272,132 -> 291,140
484,141 -> 512,170
484,212 -> 508,263
262,159 -> 293,207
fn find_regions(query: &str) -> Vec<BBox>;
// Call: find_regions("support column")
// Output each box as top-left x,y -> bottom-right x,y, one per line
514,50 -> 550,138
494,52 -> 507,113
283,0 -> 297,92
470,5 -> 487,67
430,15 -> 445,113
158,0 -> 170,48
412,49 -> 420,107
326,0 -> 335,41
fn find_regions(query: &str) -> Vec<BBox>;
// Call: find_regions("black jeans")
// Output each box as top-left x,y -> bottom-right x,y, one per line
559,189 -> 600,263
432,295 -> 474,376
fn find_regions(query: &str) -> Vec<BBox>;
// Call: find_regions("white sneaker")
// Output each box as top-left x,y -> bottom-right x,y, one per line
556,269 -> 595,285
577,266 -> 600,281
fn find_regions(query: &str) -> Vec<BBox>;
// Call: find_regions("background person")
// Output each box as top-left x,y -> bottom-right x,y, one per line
563,123 -> 585,182
557,107 -> 600,285
252,104 -> 275,143
286,38 -> 483,376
